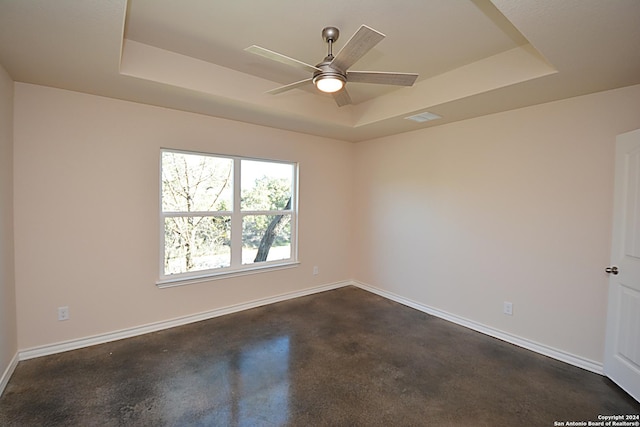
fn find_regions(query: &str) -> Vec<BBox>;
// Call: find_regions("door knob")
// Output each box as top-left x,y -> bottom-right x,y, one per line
605,266 -> 619,275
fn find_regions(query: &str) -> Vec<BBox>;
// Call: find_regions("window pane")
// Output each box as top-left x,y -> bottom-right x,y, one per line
242,214 -> 291,264
241,160 -> 293,211
164,216 -> 231,275
162,151 -> 233,212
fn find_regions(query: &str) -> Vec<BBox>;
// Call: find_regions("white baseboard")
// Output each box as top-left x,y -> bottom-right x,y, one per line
17,279 -> 604,376
0,352 -> 19,397
351,280 -> 604,375
19,281 -> 350,361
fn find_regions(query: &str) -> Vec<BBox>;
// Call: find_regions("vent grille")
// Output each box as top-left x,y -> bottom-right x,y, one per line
405,112 -> 441,123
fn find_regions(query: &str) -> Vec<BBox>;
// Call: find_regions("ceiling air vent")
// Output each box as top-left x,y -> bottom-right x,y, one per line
405,111 -> 441,123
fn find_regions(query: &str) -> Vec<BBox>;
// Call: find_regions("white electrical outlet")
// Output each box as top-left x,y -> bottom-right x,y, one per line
503,301 -> 513,316
58,306 -> 70,321
313,266 -> 319,275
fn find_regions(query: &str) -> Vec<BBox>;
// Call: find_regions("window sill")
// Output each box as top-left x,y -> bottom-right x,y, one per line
156,261 -> 300,289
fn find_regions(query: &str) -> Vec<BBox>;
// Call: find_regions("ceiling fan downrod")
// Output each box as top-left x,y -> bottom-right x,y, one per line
321,26 -> 339,59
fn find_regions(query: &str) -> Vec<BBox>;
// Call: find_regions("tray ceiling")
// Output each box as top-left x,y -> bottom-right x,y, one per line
1,0 -> 639,141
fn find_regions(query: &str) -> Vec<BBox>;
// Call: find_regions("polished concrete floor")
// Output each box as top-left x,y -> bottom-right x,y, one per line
1,286 -> 638,426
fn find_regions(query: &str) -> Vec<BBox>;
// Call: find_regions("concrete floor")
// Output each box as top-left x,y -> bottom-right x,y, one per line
1,286 -> 638,426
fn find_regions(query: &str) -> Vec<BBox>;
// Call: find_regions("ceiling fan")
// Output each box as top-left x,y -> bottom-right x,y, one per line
245,25 -> 419,107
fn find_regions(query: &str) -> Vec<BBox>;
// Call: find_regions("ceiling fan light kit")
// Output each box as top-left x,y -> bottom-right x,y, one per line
245,24 -> 418,106
314,74 -> 345,93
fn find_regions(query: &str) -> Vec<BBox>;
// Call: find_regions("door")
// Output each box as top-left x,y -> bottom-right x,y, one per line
604,128 -> 640,402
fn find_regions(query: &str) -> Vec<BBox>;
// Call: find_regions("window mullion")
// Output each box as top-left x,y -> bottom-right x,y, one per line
230,158 -> 242,267
162,211 -> 232,218
241,209 -> 291,216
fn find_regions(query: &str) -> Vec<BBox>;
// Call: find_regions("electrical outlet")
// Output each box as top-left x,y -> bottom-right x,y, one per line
313,266 -> 319,275
503,301 -> 513,316
58,306 -> 70,321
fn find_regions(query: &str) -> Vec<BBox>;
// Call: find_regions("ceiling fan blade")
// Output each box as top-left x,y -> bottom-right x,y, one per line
266,78 -> 313,95
332,89 -> 352,107
347,71 -> 418,86
245,45 -> 321,74
330,25 -> 385,71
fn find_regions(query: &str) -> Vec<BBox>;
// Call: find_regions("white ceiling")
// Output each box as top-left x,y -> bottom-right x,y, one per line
0,0 -> 639,142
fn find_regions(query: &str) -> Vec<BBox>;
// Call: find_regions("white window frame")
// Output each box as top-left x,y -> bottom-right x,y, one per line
157,149 -> 298,287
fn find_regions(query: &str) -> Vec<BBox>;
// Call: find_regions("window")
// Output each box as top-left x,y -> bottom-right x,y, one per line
159,149 -> 297,285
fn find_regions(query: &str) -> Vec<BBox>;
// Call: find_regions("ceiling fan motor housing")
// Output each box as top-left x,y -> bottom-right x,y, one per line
313,58 -> 346,87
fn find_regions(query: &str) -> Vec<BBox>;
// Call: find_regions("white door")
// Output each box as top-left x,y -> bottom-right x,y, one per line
604,128 -> 640,402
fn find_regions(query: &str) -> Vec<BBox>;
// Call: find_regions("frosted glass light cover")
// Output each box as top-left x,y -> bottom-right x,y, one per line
316,77 -> 344,93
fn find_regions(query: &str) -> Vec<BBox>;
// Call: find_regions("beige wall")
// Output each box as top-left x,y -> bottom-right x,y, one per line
11,79 -> 640,365
13,83 -> 354,350
0,65 -> 16,375
353,84 -> 640,363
